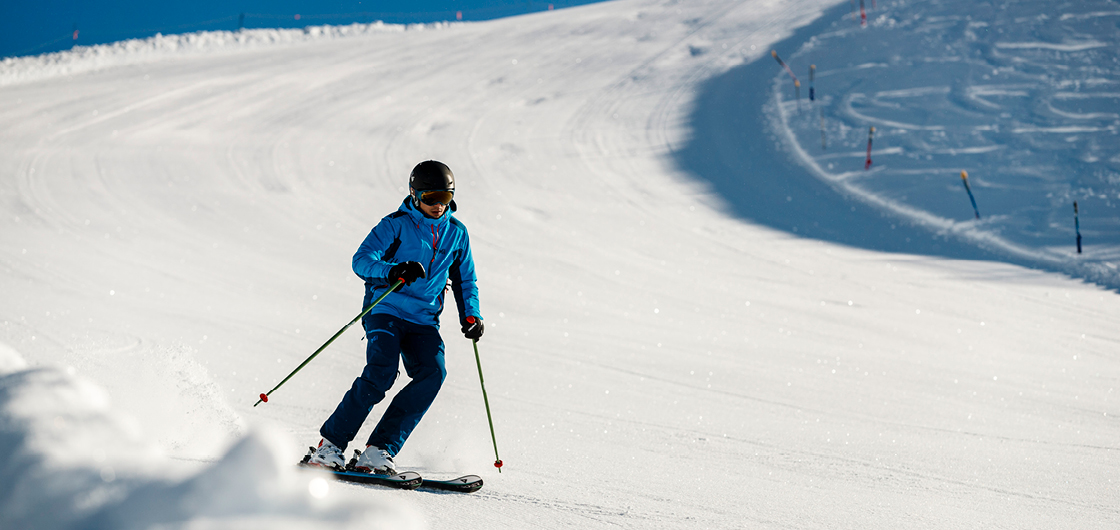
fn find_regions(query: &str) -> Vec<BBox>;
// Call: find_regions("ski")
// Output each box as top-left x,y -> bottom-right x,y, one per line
298,447 -> 482,492
299,447 -> 421,490
300,463 -> 423,489
420,475 -> 484,493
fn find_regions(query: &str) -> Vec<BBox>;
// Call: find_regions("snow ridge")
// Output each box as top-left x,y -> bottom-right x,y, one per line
0,21 -> 457,88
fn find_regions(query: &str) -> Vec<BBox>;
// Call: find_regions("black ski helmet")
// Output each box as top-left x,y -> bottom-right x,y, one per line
409,160 -> 454,193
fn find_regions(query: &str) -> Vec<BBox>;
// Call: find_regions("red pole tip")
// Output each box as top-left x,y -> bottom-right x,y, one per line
259,393 -> 268,403
494,460 -> 503,469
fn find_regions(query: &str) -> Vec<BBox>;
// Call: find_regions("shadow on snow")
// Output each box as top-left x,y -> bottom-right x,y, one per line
674,4 -> 1009,265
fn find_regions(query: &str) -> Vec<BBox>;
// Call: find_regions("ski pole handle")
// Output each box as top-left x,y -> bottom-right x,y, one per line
254,279 -> 402,406
472,338 -> 503,472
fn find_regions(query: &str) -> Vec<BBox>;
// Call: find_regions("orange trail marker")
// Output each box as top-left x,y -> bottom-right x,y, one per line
771,50 -> 800,84
772,50 -> 802,107
961,171 -> 980,219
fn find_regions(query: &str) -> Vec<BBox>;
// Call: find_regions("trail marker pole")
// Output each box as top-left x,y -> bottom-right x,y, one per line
809,64 -> 816,101
864,126 -> 875,169
766,50 -> 801,108
254,279 -> 402,406
771,51 -> 803,111
1074,201 -> 1082,254
960,171 -> 980,219
771,50 -> 799,84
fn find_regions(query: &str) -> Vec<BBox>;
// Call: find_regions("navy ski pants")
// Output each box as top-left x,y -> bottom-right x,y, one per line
320,313 -> 446,456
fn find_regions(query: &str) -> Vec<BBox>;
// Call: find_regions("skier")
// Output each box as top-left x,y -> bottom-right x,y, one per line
308,160 -> 484,475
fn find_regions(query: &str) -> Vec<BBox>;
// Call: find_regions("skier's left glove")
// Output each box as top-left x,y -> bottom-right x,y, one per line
462,316 -> 484,341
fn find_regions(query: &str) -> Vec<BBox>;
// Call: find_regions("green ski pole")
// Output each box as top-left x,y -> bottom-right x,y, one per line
472,337 -> 503,472
254,279 -> 402,406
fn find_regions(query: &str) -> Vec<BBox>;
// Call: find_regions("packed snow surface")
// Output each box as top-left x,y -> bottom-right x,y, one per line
1,0 -> 1118,529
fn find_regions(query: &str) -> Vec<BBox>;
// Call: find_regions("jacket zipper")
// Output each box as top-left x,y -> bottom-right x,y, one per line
430,224 -> 441,270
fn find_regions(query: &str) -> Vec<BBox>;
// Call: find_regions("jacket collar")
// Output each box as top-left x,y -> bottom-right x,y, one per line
400,197 -> 452,228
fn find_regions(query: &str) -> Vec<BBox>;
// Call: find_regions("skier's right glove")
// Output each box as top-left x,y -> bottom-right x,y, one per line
462,316 -> 484,341
387,261 -> 426,291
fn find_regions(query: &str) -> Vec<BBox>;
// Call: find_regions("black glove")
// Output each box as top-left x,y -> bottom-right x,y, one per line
387,261 -> 426,291
462,316 -> 484,341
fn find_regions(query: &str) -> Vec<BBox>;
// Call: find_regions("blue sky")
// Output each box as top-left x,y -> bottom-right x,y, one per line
1,1 -> 604,58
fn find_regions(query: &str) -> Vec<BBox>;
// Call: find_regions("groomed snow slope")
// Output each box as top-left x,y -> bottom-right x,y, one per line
1,0 -> 1118,528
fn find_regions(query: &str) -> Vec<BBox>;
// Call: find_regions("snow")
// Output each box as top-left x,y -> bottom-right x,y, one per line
1,0 -> 1118,529
773,0 -> 1120,287
0,22 -> 450,88
0,348 -> 421,529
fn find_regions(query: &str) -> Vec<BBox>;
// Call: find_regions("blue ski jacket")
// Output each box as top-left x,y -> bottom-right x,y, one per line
353,198 -> 480,328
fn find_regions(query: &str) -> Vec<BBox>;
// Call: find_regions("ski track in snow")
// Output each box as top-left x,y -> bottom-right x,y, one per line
772,0 -> 1120,289
2,0 -> 1120,529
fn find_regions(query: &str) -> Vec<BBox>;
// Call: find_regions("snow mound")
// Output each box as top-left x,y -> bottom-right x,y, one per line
0,342 -> 27,375
81,341 -> 247,460
0,21 -> 457,88
0,346 -> 421,530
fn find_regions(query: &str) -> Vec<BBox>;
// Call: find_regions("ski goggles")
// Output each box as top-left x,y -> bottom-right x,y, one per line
418,189 -> 454,206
